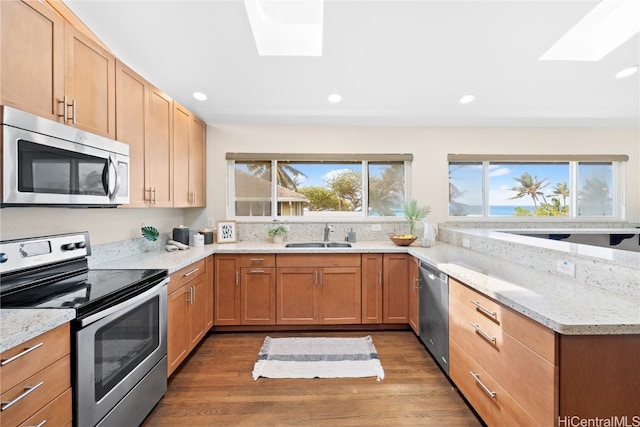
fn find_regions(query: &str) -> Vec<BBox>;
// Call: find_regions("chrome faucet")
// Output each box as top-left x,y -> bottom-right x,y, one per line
323,224 -> 334,242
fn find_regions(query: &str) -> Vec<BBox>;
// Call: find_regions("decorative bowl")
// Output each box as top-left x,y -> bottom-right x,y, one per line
389,234 -> 417,246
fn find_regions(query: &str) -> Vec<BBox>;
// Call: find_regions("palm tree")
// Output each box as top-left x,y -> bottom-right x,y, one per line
510,172 -> 549,210
246,162 -> 307,190
552,182 -> 570,207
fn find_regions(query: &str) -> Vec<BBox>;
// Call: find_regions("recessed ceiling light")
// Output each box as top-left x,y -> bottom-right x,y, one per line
540,0 -> 640,61
615,66 -> 639,79
328,93 -> 342,103
193,92 -> 208,101
459,94 -> 475,105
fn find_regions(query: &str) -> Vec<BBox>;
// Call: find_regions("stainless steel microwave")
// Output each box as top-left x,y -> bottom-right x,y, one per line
1,106 -> 129,207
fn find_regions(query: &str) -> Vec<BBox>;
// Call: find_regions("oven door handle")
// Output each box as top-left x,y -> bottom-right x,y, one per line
79,277 -> 169,327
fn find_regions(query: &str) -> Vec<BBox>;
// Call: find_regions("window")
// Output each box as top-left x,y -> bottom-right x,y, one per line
448,154 -> 626,219
228,153 -> 411,218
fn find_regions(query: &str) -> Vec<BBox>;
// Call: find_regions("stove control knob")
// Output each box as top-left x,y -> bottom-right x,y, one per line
0,253 -> 7,263
61,243 -> 76,251
75,241 -> 86,249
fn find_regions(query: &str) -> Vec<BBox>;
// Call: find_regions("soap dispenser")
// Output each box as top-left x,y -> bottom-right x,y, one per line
347,228 -> 356,243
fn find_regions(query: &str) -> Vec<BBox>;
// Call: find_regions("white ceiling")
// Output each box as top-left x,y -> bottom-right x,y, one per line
64,0 -> 640,128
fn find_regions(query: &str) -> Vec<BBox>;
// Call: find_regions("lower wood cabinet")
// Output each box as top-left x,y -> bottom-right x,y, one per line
382,253 -> 409,323
214,254 -> 276,326
276,254 -> 361,325
449,277 -> 556,426
0,323 -> 72,427
361,254 -> 383,323
167,258 -> 211,376
408,256 -> 419,334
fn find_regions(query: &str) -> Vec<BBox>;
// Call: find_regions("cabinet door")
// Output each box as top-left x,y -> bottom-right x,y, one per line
115,60 -> 147,207
241,268 -> 276,325
172,102 -> 191,207
361,254 -> 383,324
188,274 -> 207,351
383,254 -> 409,323
167,286 -> 189,376
408,256 -> 420,334
214,255 -> 241,325
189,116 -> 206,207
147,87 -> 173,207
0,0 -> 64,120
64,25 -> 115,138
204,255 -> 214,331
276,267 -> 318,324
319,267 -> 361,324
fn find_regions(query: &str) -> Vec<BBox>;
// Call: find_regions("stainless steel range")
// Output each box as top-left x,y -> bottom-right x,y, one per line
0,232 -> 168,427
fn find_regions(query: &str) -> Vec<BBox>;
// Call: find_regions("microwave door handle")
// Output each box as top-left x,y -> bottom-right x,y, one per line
104,156 -> 120,201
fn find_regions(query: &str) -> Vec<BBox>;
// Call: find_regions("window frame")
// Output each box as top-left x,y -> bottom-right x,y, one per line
448,154 -> 627,221
226,153 -> 413,221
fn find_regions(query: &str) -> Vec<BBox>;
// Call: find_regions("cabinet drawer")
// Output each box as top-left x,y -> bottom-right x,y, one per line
241,254 -> 275,268
450,297 -> 556,426
18,387 -> 72,427
449,278 -> 556,363
276,253 -> 361,267
169,258 -> 206,293
450,340 -> 540,427
0,356 -> 71,427
0,323 -> 70,394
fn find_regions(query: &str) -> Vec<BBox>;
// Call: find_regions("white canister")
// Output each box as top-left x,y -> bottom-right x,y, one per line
421,222 -> 438,247
190,234 -> 205,248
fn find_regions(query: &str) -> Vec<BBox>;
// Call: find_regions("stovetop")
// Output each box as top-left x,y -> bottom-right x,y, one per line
0,231 -> 168,319
0,267 -> 168,310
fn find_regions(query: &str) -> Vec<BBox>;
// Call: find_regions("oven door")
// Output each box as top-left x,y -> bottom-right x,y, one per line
75,278 -> 167,427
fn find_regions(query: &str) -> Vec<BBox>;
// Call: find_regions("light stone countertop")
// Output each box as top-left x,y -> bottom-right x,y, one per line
93,239 -> 640,336
0,309 -> 75,353
409,245 -> 640,335
3,236 -> 638,352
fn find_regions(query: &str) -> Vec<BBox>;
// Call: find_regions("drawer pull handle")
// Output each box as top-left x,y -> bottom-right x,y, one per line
470,300 -> 498,320
469,371 -> 496,399
30,421 -> 47,427
250,269 -> 265,273
1,381 -> 44,411
250,258 -> 265,262
470,322 -> 496,345
184,268 -> 199,277
1,342 -> 44,366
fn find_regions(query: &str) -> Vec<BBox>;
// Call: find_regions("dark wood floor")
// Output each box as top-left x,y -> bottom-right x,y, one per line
142,331 -> 483,426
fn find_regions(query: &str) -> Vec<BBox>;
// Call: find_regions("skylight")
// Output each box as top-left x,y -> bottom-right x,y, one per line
540,0 -> 640,61
243,0 -> 324,56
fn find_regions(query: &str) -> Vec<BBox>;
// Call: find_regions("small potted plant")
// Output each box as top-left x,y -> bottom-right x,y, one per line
267,224 -> 288,243
404,199 -> 431,236
389,199 -> 431,246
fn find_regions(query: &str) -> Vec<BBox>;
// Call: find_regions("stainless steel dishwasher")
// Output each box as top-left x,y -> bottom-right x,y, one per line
418,261 -> 449,375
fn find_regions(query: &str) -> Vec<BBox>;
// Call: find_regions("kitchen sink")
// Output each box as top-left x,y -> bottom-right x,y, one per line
285,242 -> 352,248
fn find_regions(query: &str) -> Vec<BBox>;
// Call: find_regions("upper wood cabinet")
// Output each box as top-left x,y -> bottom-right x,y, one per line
189,116 -> 206,207
173,102 -> 206,208
64,24 -> 115,138
1,0 -> 65,120
1,1 -> 115,138
115,60 -> 173,207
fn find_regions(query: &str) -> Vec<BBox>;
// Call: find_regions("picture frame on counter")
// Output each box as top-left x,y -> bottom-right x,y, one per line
217,220 -> 237,243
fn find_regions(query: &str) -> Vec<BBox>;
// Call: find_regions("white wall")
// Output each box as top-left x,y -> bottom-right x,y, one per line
2,125 -> 637,245
205,125 -> 640,225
